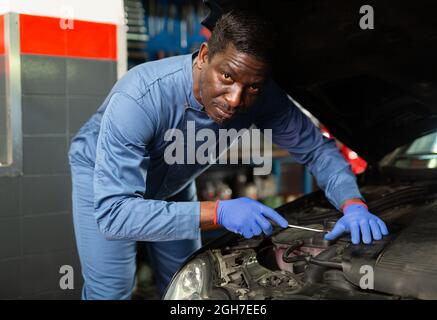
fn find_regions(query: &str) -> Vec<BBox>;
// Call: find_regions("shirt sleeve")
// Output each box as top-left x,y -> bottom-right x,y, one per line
254,81 -> 364,210
93,92 -> 200,241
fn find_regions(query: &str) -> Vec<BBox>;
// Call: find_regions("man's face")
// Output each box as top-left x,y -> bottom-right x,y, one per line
195,43 -> 269,123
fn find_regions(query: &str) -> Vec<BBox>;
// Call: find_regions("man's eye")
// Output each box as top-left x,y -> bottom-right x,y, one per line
222,72 -> 231,80
249,85 -> 260,93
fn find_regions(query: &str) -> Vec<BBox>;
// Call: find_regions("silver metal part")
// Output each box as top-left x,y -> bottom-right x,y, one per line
287,224 -> 326,233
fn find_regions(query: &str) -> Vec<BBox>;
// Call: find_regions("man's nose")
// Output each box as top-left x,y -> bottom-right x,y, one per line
224,85 -> 244,109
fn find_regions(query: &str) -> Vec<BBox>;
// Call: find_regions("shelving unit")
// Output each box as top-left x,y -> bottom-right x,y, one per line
124,0 -> 210,68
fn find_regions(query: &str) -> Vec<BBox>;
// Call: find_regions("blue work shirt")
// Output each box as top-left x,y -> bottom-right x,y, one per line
68,53 -> 363,242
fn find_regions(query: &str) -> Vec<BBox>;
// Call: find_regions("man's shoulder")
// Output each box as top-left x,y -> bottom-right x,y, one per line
112,54 -> 191,101
262,78 -> 287,97
134,54 -> 190,82
251,78 -> 292,115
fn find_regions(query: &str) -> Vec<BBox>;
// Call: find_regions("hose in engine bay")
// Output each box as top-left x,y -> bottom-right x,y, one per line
282,241 -> 343,270
303,245 -> 342,284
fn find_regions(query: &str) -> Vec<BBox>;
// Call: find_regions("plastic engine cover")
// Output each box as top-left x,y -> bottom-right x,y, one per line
342,205 -> 437,299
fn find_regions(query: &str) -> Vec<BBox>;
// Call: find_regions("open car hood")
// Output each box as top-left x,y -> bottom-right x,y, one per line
202,0 -> 437,163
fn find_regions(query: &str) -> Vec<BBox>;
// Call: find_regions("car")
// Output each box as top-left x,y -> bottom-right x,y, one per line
163,0 -> 437,300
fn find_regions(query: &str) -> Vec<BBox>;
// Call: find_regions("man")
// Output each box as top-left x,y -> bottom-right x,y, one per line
68,11 -> 388,300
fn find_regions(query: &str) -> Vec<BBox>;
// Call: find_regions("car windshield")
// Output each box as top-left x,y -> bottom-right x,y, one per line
382,131 -> 437,169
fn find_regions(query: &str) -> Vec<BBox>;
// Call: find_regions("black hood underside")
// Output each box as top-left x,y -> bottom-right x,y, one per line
202,0 -> 437,163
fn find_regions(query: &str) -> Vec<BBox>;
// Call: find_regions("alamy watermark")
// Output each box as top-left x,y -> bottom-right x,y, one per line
59,6 -> 75,30
59,265 -> 74,290
359,265 -> 374,290
360,5 -> 375,30
163,121 -> 273,175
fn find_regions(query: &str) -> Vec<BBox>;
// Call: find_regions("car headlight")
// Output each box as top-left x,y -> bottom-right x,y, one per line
164,256 -> 228,300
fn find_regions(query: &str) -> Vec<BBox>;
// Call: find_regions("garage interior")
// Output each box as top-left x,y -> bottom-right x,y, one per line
1,0 -> 436,301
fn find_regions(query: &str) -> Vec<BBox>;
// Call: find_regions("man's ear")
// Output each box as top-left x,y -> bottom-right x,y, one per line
197,42 -> 209,69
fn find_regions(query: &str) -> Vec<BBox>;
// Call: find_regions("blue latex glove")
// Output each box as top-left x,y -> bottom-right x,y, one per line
325,204 -> 389,244
217,197 -> 289,238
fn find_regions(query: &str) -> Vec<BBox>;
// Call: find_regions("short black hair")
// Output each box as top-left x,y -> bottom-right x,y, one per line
207,11 -> 275,65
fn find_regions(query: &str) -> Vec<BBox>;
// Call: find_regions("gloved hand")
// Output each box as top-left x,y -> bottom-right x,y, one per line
216,197 -> 288,238
324,203 -> 389,244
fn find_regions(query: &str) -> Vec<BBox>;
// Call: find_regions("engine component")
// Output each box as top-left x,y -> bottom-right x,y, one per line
210,249 -> 302,299
342,204 -> 437,299
271,223 -> 331,273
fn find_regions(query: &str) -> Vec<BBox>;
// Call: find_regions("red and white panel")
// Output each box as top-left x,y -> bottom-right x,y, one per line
0,0 -> 126,74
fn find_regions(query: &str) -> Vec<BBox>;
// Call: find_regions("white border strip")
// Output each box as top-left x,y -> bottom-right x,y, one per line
0,0 -> 125,25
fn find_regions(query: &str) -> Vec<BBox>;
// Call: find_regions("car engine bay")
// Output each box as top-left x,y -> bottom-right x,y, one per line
199,183 -> 437,300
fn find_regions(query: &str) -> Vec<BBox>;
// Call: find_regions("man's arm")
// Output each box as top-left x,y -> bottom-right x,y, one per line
254,81 -> 388,243
254,81 -> 364,210
94,92 -> 286,241
200,201 -> 217,230
94,92 -> 201,241
341,198 -> 367,210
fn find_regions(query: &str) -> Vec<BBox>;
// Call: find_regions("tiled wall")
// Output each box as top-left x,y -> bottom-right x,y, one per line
0,15 -> 118,299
